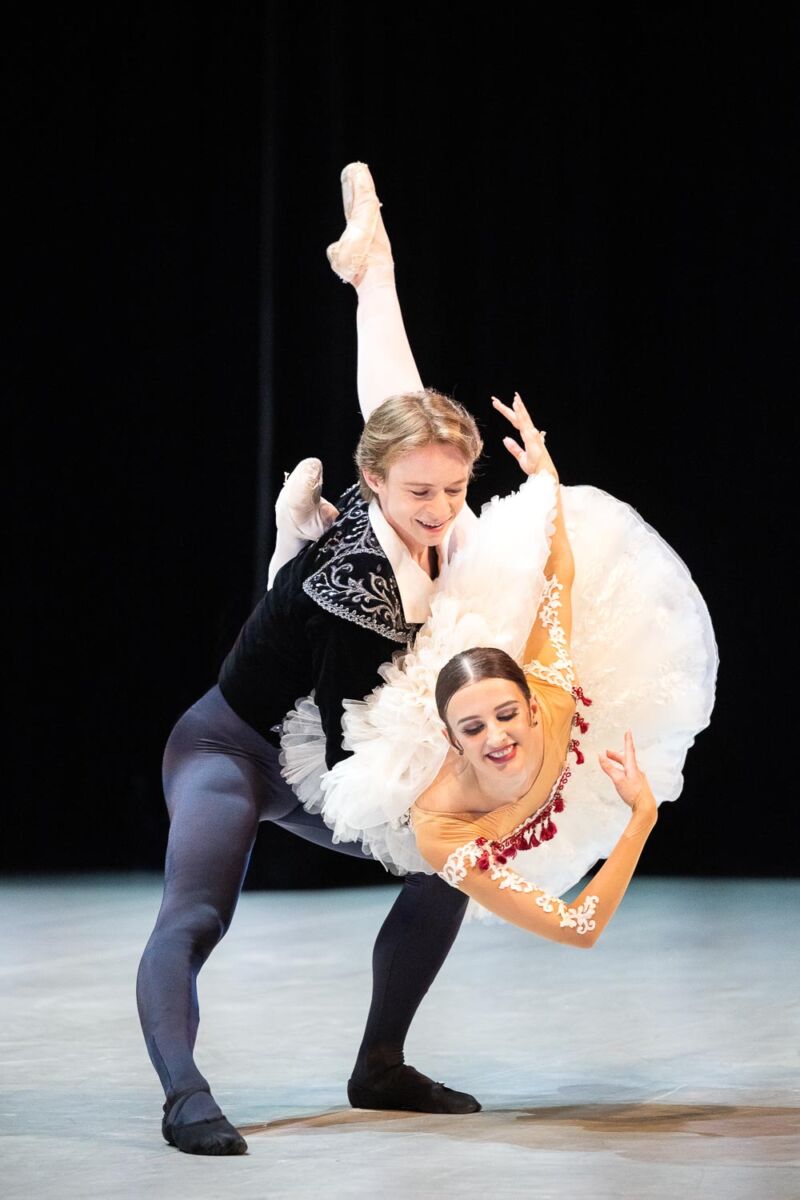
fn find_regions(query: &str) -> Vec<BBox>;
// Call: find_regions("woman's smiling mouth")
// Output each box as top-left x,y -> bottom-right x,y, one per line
486,744 -> 517,765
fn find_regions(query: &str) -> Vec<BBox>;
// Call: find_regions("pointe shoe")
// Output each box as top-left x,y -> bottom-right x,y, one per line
326,161 -> 393,287
275,457 -> 338,541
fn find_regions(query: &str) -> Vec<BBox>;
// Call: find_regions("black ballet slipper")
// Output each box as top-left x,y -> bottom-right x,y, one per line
162,1085 -> 248,1155
347,1064 -> 481,1115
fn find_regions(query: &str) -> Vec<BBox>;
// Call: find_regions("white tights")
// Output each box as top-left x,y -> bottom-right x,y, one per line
355,258 -> 423,420
267,249 -> 423,587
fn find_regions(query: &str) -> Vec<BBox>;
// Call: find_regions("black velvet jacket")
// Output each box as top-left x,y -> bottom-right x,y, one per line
218,485 -> 420,768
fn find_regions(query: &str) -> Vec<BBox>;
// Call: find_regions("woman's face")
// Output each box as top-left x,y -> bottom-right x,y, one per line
364,443 -> 470,554
445,677 -> 543,798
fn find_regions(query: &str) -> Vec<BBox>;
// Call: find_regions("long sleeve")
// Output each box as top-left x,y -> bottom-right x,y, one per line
521,486 -> 575,671
413,806 -> 655,948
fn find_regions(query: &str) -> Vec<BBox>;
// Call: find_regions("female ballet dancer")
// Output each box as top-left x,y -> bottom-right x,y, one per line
137,162 -> 537,1157
275,172 -> 716,940
280,387 -> 716,938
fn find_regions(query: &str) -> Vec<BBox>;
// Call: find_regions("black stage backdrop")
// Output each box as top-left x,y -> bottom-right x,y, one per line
6,7 -> 796,884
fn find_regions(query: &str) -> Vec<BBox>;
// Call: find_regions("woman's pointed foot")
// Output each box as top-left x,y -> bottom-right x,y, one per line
275,457 -> 338,541
327,161 -> 393,287
162,1086 -> 248,1156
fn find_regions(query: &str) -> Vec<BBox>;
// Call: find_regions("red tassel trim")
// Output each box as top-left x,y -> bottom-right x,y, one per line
468,756 -> 583,873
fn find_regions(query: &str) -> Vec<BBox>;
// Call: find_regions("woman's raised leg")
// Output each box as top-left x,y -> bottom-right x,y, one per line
267,161 -> 426,586
328,162 -> 424,419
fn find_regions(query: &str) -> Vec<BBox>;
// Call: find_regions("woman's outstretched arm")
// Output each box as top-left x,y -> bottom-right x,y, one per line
414,732 -> 657,947
493,392 -> 575,659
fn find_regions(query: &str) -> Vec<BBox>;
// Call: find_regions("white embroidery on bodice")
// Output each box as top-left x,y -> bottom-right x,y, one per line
434,571 -> 599,933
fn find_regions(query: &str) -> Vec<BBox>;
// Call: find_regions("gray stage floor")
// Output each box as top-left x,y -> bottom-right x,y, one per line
1,875 -> 798,1199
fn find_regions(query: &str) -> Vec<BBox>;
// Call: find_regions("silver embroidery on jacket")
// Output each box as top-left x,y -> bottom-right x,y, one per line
302,484 -> 417,644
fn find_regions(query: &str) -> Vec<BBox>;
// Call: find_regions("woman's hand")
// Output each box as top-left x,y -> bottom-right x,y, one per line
598,731 -> 658,820
491,392 -> 547,476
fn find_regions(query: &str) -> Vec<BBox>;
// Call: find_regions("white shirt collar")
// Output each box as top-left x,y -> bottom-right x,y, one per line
368,500 -> 478,623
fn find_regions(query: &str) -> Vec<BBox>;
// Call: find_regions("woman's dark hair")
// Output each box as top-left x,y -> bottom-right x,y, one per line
435,647 -> 531,730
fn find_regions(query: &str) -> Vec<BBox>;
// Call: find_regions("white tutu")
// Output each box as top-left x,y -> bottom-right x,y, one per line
280,476 -> 718,904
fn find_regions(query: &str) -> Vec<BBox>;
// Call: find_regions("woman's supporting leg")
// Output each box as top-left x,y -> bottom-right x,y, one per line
328,162 -> 424,419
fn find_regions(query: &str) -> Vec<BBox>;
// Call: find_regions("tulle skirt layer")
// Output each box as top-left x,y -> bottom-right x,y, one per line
280,478 -> 718,903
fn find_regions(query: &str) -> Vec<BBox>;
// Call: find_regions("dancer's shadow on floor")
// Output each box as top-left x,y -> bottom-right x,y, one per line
241,1099 -> 800,1137
240,1102 -> 799,1162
